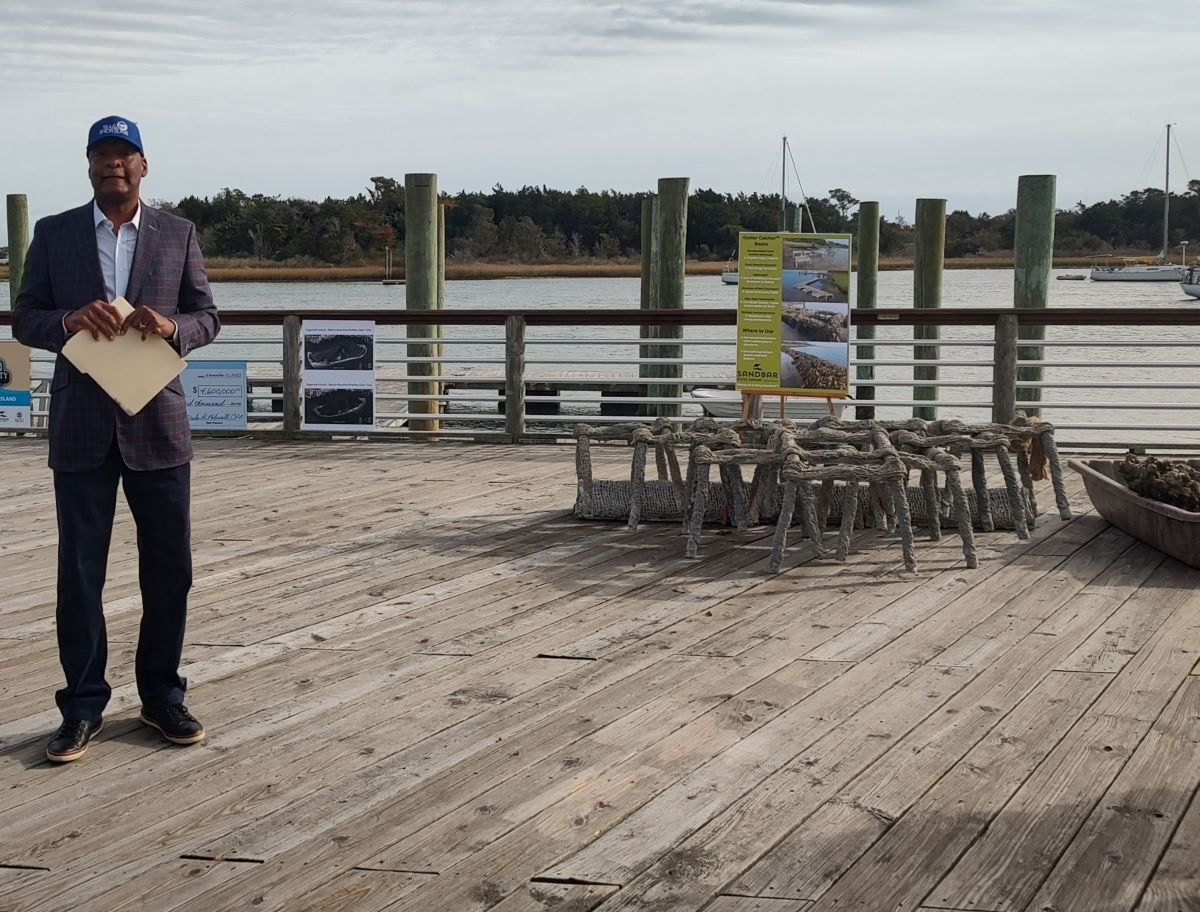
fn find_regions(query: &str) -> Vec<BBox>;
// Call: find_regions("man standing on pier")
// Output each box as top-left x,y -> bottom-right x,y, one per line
13,116 -> 220,762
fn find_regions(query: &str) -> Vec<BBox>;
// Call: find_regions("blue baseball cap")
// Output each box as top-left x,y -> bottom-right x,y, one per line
86,116 -> 143,155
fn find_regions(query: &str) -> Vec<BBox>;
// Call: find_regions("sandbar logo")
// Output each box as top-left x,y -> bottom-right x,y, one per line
0,357 -> 10,388
737,361 -> 776,382
99,121 -> 130,137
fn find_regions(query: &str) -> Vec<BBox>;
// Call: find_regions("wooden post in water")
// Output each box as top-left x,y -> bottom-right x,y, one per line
405,173 -> 439,432
650,178 -> 688,419
639,196 -> 656,312
436,201 -> 446,362
913,198 -> 945,420
1013,174 -> 1055,419
6,195 -> 29,307
855,201 -> 880,419
282,315 -> 302,437
638,195 -> 657,415
638,195 -> 660,416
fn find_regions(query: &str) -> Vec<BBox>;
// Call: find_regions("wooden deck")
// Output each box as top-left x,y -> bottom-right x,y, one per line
1,438 -> 1198,912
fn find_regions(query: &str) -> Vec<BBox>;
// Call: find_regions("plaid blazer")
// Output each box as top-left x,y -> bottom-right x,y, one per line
13,203 -> 220,472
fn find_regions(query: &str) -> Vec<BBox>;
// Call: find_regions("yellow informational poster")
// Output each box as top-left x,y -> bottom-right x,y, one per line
735,232 -> 852,397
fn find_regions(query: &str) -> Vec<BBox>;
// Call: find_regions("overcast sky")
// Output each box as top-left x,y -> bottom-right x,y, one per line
1,0 -> 1195,243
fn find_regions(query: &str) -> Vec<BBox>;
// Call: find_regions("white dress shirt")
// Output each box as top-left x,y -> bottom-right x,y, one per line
94,199 -> 140,301
65,201 -> 176,342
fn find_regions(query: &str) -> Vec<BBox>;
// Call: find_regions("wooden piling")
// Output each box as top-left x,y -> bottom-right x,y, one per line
639,196 -> 656,312
649,178 -> 688,420
855,201 -> 880,419
638,196 -> 657,414
1014,174 -> 1055,419
913,198 -> 945,420
6,195 -> 29,308
436,201 -> 446,361
405,173 -> 439,432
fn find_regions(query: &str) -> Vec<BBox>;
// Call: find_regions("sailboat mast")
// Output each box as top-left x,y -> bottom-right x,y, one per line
781,135 -> 788,231
1162,123 -> 1172,262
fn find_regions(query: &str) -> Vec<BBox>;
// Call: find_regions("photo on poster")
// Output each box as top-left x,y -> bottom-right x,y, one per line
781,236 -> 850,306
304,331 -> 374,371
779,341 -> 849,393
304,387 -> 375,428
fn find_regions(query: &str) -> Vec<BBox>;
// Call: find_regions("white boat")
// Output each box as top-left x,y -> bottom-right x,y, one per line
1183,265 -> 1200,300
690,388 -> 845,421
1090,124 -> 1185,282
1089,258 -> 1184,282
720,261 -> 739,285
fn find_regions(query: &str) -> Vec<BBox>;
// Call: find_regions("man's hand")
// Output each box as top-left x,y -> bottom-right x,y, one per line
121,305 -> 176,341
65,300 -> 125,341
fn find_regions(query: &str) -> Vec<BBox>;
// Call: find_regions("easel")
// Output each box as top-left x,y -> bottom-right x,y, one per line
739,390 -> 838,422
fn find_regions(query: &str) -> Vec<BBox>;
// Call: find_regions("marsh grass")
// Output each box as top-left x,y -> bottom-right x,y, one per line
0,255 -> 1160,285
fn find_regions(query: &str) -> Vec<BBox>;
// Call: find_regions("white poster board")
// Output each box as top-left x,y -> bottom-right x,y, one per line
183,361 -> 248,430
301,320 -> 376,432
0,340 -> 32,430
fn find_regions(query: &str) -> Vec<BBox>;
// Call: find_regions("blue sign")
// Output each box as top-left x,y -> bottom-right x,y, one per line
183,361 -> 247,430
0,390 -> 31,430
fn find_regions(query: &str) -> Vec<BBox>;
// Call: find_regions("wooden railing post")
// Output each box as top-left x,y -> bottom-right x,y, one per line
282,314 -> 302,436
6,194 -> 29,308
855,201 -> 880,419
992,314 -> 1018,424
504,314 -> 526,443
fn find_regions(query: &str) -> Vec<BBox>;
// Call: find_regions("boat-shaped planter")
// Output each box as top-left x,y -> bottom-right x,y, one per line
1069,458 -> 1200,568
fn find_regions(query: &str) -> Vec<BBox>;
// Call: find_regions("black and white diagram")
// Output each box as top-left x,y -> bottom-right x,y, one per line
301,320 -> 376,432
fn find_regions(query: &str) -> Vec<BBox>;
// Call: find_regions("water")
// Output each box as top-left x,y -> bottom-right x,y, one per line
4,270 -> 1197,444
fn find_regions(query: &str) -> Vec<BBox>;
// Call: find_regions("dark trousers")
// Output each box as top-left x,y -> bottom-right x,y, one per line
53,442 -> 193,721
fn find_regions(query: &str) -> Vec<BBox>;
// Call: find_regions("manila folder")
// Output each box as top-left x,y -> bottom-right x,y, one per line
61,297 -> 186,417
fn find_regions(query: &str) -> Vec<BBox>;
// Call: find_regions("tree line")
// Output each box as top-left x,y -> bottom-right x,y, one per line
157,177 -> 1200,265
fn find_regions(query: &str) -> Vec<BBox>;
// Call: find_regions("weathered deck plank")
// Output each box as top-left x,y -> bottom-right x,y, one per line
1,438 -> 1197,912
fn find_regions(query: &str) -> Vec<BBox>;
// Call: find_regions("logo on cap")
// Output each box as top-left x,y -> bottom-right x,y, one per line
99,121 -> 130,137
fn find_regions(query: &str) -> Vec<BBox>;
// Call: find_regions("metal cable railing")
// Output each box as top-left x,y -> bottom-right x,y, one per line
4,307 -> 1200,449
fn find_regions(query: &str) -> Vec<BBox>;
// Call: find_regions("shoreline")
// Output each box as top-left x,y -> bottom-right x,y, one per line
0,256 -> 1154,284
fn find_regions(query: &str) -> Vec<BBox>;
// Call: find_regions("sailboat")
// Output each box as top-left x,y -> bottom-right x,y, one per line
720,136 -> 815,286
1090,124 -> 1185,282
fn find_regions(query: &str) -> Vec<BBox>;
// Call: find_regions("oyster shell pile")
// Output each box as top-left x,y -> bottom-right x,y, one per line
1118,453 -> 1200,512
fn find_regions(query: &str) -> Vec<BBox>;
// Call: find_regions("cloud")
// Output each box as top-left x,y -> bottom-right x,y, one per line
1,0 -> 947,85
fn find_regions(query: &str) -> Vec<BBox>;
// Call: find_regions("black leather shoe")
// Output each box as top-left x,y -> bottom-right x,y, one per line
46,718 -> 103,763
140,704 -> 206,745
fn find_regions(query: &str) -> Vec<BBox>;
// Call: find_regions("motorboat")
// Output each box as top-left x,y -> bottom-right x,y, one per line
690,387 -> 846,421
720,260 -> 739,285
1183,264 -> 1200,300
1056,274 -> 1086,281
